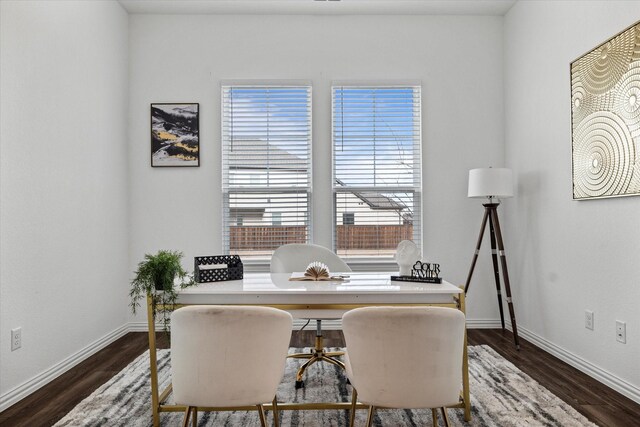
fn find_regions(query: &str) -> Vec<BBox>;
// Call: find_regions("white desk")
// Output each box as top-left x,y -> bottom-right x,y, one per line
146,272 -> 471,426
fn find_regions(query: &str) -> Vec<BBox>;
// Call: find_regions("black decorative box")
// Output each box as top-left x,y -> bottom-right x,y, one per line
194,255 -> 243,283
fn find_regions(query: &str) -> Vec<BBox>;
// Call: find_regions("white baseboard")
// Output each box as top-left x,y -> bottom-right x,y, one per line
467,319 -> 502,329
293,319 -> 341,330
517,326 -> 640,404
128,321 -> 164,332
0,324 -> 129,412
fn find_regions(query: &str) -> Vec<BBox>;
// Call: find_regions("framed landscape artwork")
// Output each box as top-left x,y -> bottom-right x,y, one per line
151,103 -> 199,167
571,21 -> 640,200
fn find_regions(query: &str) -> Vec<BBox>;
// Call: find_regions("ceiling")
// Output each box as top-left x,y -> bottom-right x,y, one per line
118,0 -> 517,16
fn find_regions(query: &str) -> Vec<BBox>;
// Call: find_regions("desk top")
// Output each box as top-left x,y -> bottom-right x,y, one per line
177,272 -> 461,305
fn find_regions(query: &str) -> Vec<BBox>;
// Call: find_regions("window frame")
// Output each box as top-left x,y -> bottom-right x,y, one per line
331,83 -> 423,264
220,82 -> 313,263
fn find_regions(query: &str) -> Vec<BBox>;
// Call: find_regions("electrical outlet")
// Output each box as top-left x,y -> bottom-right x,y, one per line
616,321 -> 626,344
585,310 -> 594,330
11,327 -> 21,351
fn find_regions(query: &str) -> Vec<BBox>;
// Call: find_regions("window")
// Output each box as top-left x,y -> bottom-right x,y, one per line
271,212 -> 282,226
222,85 -> 312,259
342,212 -> 355,226
332,86 -> 422,259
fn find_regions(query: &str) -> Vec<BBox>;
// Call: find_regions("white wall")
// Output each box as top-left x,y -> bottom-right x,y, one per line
0,0 -> 129,403
128,14 -> 506,323
504,1 -> 640,398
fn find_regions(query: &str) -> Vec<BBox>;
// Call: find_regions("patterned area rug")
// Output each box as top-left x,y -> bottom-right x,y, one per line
54,345 -> 595,426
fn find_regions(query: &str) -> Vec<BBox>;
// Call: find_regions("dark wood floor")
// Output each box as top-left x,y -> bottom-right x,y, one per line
1,329 -> 638,426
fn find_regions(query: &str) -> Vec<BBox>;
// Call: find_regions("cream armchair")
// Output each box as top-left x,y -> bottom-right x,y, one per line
171,306 -> 293,427
342,306 -> 466,427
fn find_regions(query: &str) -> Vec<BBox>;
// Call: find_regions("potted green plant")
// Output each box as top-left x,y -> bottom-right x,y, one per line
129,250 -> 194,332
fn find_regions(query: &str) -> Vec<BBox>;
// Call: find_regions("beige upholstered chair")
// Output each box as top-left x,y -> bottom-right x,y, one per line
342,306 -> 466,427
171,306 -> 293,427
271,243 -> 352,388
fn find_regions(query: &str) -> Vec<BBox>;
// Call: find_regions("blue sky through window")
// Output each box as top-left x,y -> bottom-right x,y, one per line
226,86 -> 419,189
333,86 -> 420,188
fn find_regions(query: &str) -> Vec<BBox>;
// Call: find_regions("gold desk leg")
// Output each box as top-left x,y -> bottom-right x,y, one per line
147,294 -> 161,427
458,290 -> 471,421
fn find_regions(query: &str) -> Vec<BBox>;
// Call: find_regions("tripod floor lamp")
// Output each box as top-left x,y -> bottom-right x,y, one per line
465,167 -> 520,350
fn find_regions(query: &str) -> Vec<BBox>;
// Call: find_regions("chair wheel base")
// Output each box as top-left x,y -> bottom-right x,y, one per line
295,380 -> 305,389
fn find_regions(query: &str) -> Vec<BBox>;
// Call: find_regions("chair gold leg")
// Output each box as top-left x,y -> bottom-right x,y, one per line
349,388 -> 358,427
431,408 -> 438,426
296,355 -> 320,381
257,404 -> 267,427
181,406 -> 192,427
272,397 -> 280,427
440,407 -> 450,427
192,407 -> 197,427
289,350 -> 345,360
288,353 -> 314,359
319,355 -> 346,369
365,405 -> 375,427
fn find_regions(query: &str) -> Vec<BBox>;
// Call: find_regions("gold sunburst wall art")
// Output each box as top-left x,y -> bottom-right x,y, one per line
571,21 -> 640,200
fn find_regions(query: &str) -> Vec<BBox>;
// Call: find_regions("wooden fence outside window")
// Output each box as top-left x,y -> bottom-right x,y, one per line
229,225 -> 413,251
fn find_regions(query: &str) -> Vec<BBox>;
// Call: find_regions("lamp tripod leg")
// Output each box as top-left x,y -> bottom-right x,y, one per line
488,212 -> 506,330
490,208 -> 521,350
464,207 -> 490,294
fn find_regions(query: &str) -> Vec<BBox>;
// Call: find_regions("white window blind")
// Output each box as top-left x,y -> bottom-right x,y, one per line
332,86 -> 422,259
222,85 -> 312,259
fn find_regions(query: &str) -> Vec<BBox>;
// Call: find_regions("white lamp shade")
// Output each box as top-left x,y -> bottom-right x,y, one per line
468,168 -> 514,198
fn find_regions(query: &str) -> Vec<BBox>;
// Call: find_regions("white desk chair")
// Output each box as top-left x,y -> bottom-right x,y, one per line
270,243 -> 352,389
342,306 -> 466,427
171,306 -> 292,427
